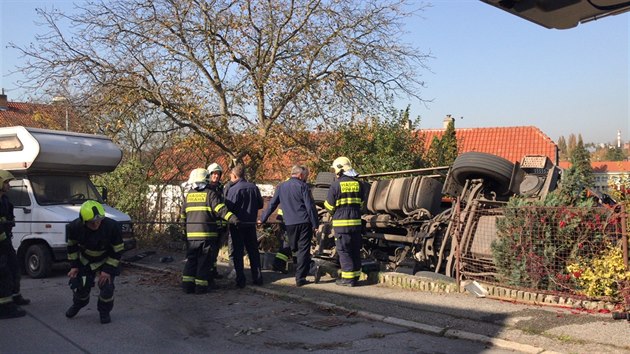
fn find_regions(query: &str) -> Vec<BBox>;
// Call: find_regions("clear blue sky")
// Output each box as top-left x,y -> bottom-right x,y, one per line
1,0 -> 629,144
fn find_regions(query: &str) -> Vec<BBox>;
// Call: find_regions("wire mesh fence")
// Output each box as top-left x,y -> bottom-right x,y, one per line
455,202 -> 629,303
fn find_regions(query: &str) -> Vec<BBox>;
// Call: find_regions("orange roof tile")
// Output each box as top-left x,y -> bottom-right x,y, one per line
0,101 -> 75,130
419,126 -> 558,164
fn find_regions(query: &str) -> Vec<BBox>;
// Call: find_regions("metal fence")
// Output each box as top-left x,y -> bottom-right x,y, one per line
454,203 -> 628,302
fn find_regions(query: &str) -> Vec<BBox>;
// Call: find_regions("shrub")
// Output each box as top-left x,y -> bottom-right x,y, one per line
492,194 -> 617,291
567,244 -> 630,299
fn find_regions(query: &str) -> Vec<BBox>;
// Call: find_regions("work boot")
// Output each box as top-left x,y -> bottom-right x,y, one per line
0,303 -> 26,319
236,278 -> 246,289
100,312 -> 111,324
335,278 -> 357,287
65,304 -> 84,318
211,269 -> 223,280
12,294 -> 30,306
182,283 -> 195,294
195,286 -> 208,295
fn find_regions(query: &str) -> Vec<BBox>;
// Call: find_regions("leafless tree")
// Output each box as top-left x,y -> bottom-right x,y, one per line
11,0 -> 430,179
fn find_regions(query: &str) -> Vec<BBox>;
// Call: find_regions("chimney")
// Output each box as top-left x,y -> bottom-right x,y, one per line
443,114 -> 454,129
617,129 -> 621,148
0,88 -> 7,111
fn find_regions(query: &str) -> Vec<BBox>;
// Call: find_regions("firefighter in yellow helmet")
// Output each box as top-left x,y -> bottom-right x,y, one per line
65,200 -> 124,324
324,157 -> 365,287
181,168 -> 238,294
0,170 -> 30,319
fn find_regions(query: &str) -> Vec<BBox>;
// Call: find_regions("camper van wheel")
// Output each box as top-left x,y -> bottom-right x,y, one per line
25,244 -> 52,279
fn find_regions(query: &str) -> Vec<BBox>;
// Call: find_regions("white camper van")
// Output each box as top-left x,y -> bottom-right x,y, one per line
0,126 -> 135,278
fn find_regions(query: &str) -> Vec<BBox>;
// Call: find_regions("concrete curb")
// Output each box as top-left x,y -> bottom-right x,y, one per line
123,261 -> 555,353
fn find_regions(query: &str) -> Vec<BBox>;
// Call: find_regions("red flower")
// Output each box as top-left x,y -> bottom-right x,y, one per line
578,243 -> 583,249
559,220 -> 567,228
573,271 -> 582,278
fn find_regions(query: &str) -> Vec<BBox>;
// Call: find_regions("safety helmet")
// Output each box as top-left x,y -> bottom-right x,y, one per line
331,156 -> 352,174
0,170 -> 15,185
188,168 -> 209,184
80,200 -> 105,222
207,163 -> 223,174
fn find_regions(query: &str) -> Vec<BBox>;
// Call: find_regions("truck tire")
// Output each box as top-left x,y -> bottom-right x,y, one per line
314,172 -> 336,187
25,244 -> 53,279
450,152 -> 514,195
311,187 -> 329,205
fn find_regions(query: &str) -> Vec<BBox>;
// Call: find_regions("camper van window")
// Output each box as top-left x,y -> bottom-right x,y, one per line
8,180 -> 31,207
0,134 -> 23,151
30,175 -> 103,205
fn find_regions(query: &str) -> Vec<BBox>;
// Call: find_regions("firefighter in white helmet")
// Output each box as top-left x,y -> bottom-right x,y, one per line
181,168 -> 238,294
325,157 -> 365,287
206,162 -> 227,279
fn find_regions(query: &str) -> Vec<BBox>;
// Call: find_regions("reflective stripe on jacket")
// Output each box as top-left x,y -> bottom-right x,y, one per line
325,175 -> 365,233
182,187 -> 234,240
67,217 -> 124,275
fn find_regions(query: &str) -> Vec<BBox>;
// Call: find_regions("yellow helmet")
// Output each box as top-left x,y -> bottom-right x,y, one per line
0,170 -> 15,185
207,163 -> 223,174
80,200 -> 105,222
331,156 -> 352,174
188,168 -> 209,184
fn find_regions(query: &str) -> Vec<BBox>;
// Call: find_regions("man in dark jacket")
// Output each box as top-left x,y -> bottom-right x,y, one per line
0,170 -> 29,319
260,165 -> 318,287
225,164 -> 264,288
65,200 -> 124,324
324,157 -> 366,287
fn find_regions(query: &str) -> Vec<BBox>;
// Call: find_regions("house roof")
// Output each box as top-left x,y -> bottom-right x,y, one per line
558,160 -> 630,172
419,126 -> 558,164
0,101 -> 74,130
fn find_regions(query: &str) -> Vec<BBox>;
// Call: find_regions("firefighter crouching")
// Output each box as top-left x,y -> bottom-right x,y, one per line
272,208 -> 291,274
181,168 -> 238,294
66,200 -> 124,324
324,157 -> 366,287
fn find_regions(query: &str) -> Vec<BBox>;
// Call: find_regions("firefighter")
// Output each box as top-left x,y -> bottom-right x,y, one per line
0,170 -> 28,319
207,162 -> 227,279
181,168 -> 238,294
324,157 -> 365,287
65,200 -> 124,324
271,207 -> 291,274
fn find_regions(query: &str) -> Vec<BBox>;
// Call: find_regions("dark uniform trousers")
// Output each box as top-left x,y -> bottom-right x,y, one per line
335,232 -> 362,281
230,224 -> 262,285
0,241 -> 16,305
69,265 -> 116,315
183,237 -> 219,292
285,223 -> 313,282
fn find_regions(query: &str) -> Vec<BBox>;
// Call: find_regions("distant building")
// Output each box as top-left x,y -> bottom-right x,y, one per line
558,160 -> 630,193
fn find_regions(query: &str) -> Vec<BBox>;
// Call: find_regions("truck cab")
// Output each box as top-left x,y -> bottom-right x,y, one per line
0,126 -> 135,278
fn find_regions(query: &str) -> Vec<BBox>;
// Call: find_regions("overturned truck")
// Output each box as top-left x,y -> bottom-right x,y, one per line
311,152 -> 561,279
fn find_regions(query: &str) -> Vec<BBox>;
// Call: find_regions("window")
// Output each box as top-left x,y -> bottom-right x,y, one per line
0,134 -> 23,152
8,180 -> 31,207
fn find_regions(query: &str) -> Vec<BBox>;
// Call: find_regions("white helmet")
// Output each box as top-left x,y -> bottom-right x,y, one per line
188,168 -> 209,184
207,163 -> 223,174
331,156 -> 352,174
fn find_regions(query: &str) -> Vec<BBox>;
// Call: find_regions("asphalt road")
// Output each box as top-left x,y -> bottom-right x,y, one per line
1,267 -> 520,354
